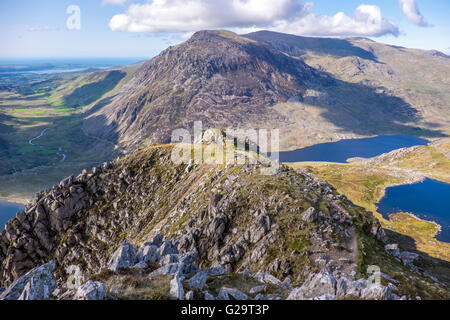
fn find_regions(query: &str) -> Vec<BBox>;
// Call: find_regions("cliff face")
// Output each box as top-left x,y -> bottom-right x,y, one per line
1,145 -> 447,299
83,30 -> 315,150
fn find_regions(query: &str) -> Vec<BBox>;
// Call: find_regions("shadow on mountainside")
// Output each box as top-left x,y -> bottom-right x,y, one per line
244,31 -> 380,62
384,228 -> 450,288
83,113 -> 121,147
298,67 -> 447,139
63,71 -> 126,109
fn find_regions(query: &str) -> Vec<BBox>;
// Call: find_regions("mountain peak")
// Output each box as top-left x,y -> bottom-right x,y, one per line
84,29 -> 313,150
189,29 -> 254,43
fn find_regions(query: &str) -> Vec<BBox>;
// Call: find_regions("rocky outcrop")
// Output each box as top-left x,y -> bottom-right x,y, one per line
74,281 -> 105,300
287,271 -> 395,300
0,145 -> 446,299
0,261 -> 56,300
170,276 -> 185,300
108,241 -> 137,272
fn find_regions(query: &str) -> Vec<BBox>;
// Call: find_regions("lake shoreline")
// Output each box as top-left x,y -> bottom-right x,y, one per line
0,196 -> 29,205
377,178 -> 450,243
0,200 -> 25,231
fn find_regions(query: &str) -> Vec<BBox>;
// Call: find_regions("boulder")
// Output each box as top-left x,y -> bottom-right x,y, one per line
400,252 -> 419,265
137,243 -> 159,264
158,240 -> 178,257
75,281 -> 105,300
385,243 -> 398,251
287,271 -> 336,300
159,254 -> 179,266
170,276 -> 185,300
254,293 -> 264,300
150,263 -> 185,277
204,291 -> 215,300
206,266 -> 228,277
360,283 -> 393,300
217,288 -> 230,300
186,271 -> 208,290
255,272 -> 282,286
185,290 -> 194,300
150,234 -> 164,247
108,241 -> 138,272
301,207 -> 318,223
0,261 -> 56,301
224,288 -> 248,300
311,294 -> 337,300
131,261 -> 149,270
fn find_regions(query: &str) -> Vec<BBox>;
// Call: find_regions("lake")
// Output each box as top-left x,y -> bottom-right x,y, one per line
376,179 -> 450,242
279,135 -> 429,163
0,201 -> 24,231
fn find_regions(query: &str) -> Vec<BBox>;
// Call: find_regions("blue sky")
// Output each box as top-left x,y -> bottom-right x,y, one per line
0,0 -> 449,59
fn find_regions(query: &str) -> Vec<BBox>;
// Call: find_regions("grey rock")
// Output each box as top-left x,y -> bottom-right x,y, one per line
138,243 -> 160,264
255,272 -> 282,286
302,207 -> 318,223
249,215 -> 271,243
204,291 -> 215,300
0,261 -> 56,301
108,241 -> 138,272
75,281 -> 105,300
361,284 -> 393,300
311,294 -> 337,300
266,294 -> 283,300
254,293 -> 265,300
185,290 -> 194,300
131,261 -> 149,270
159,240 -> 179,257
400,252 -> 419,265
344,279 -> 368,298
287,271 -> 336,300
151,234 -> 164,247
336,278 -> 348,297
281,277 -> 292,290
150,261 -> 194,277
385,244 -> 398,251
170,276 -> 185,300
206,266 -> 228,277
225,288 -> 248,300
159,254 -> 179,266
217,288 -> 230,300
186,271 -> 208,290
249,285 -> 265,295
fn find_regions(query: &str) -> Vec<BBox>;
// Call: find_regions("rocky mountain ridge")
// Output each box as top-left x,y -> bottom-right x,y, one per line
1,144 -> 448,299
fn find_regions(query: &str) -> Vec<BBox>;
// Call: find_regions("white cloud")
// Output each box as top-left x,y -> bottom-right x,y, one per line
102,0 -> 128,6
108,0 -> 399,37
398,0 -> 430,27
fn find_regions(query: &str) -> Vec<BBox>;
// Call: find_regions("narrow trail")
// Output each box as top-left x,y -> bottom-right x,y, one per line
81,125 -> 127,155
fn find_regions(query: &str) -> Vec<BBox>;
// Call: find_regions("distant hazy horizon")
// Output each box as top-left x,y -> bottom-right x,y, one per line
0,57 -> 148,65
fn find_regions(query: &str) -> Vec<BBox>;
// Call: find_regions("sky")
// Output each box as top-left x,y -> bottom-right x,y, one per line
0,0 -> 449,60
